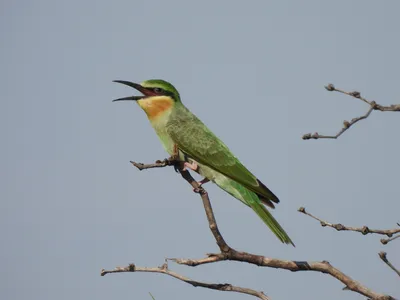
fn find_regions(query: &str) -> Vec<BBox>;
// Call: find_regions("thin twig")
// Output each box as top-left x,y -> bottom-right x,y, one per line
131,158 -> 231,251
130,158 -> 176,170
178,169 -> 231,252
379,252 -> 400,278
302,84 -> 400,140
298,207 -> 400,237
381,233 -> 400,245
101,262 -> 270,300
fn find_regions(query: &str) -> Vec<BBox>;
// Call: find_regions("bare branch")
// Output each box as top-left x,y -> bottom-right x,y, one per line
101,262 -> 270,300
302,106 -> 374,140
177,169 -> 231,252
302,84 -> 400,140
131,159 -> 231,252
379,252 -> 400,278
171,251 -> 394,299
175,179 -> 394,299
298,207 -> 400,237
104,159 -> 395,300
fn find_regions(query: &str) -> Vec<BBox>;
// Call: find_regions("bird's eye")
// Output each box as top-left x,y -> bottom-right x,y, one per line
153,88 -> 163,93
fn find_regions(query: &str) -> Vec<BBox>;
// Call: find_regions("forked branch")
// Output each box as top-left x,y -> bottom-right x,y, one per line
101,158 -> 395,300
302,84 -> 400,140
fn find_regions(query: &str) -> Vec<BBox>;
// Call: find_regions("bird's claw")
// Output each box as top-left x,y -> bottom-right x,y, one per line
166,155 -> 180,172
192,185 -> 202,192
192,186 -> 203,194
173,163 -> 180,173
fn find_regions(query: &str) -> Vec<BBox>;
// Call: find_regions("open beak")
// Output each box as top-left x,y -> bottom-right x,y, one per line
112,80 -> 150,102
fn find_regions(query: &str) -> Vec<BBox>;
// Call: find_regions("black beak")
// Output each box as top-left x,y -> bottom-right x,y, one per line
112,80 -> 147,101
112,95 -> 143,101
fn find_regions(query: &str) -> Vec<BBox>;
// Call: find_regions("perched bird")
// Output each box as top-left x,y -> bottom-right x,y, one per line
113,79 -> 294,245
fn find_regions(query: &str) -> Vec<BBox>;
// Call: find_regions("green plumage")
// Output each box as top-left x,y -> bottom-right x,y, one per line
165,104 -> 294,245
114,79 -> 294,246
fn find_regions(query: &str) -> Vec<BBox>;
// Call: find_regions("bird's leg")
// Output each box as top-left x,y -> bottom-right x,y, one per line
183,161 -> 198,171
169,144 -> 182,173
198,177 -> 210,186
171,144 -> 180,161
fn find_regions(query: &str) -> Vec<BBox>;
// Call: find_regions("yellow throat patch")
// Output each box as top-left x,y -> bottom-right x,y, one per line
137,96 -> 174,120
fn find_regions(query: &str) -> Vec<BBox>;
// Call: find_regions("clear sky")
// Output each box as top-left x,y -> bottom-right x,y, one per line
1,1 -> 399,299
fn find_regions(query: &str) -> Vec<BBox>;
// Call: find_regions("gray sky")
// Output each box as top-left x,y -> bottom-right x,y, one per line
1,1 -> 399,299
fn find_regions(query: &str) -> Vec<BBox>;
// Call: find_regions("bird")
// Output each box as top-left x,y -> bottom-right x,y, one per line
113,79 -> 294,245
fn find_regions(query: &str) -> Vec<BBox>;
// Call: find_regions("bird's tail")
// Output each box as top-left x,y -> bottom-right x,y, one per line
214,176 -> 294,246
250,199 -> 294,246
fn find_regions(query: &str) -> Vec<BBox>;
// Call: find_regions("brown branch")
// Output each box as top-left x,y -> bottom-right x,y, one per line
379,252 -> 400,278
302,84 -> 400,140
130,158 -> 231,251
106,159 -> 395,300
101,262 -> 270,300
171,177 -> 394,299
170,251 -> 393,299
177,169 -> 231,252
298,207 -> 400,238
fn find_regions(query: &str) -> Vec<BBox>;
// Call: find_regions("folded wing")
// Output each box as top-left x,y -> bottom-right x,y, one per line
166,110 -> 279,207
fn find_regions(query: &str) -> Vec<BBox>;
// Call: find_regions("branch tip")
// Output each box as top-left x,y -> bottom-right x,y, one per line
298,207 -> 306,213
379,252 -> 400,277
325,83 -> 335,91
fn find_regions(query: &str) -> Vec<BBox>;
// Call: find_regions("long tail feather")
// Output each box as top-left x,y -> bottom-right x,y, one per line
250,200 -> 294,246
213,174 -> 294,246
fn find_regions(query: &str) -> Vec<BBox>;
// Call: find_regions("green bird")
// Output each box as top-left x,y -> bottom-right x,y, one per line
113,79 -> 294,245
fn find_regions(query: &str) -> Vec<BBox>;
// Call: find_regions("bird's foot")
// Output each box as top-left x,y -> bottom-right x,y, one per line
192,177 -> 210,192
198,177 -> 210,186
183,161 -> 198,171
173,163 -> 181,173
170,144 -> 182,172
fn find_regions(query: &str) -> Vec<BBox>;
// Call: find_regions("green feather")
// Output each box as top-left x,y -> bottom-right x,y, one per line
250,196 -> 294,245
167,104 -> 279,206
213,175 -> 294,245
165,104 -> 293,244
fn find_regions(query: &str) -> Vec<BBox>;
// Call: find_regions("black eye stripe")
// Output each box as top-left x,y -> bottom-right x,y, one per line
151,87 -> 176,100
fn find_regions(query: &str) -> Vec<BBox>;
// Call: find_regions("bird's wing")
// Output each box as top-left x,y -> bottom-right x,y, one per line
166,109 -> 279,204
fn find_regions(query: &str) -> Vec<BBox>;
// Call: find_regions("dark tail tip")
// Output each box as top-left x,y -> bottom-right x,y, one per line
259,197 -> 276,209
257,179 -> 280,203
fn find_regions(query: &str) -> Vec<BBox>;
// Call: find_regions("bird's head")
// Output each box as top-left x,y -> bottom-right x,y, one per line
113,79 -> 181,119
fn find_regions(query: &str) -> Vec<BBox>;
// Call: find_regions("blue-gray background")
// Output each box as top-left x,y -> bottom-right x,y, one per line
1,1 -> 399,299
